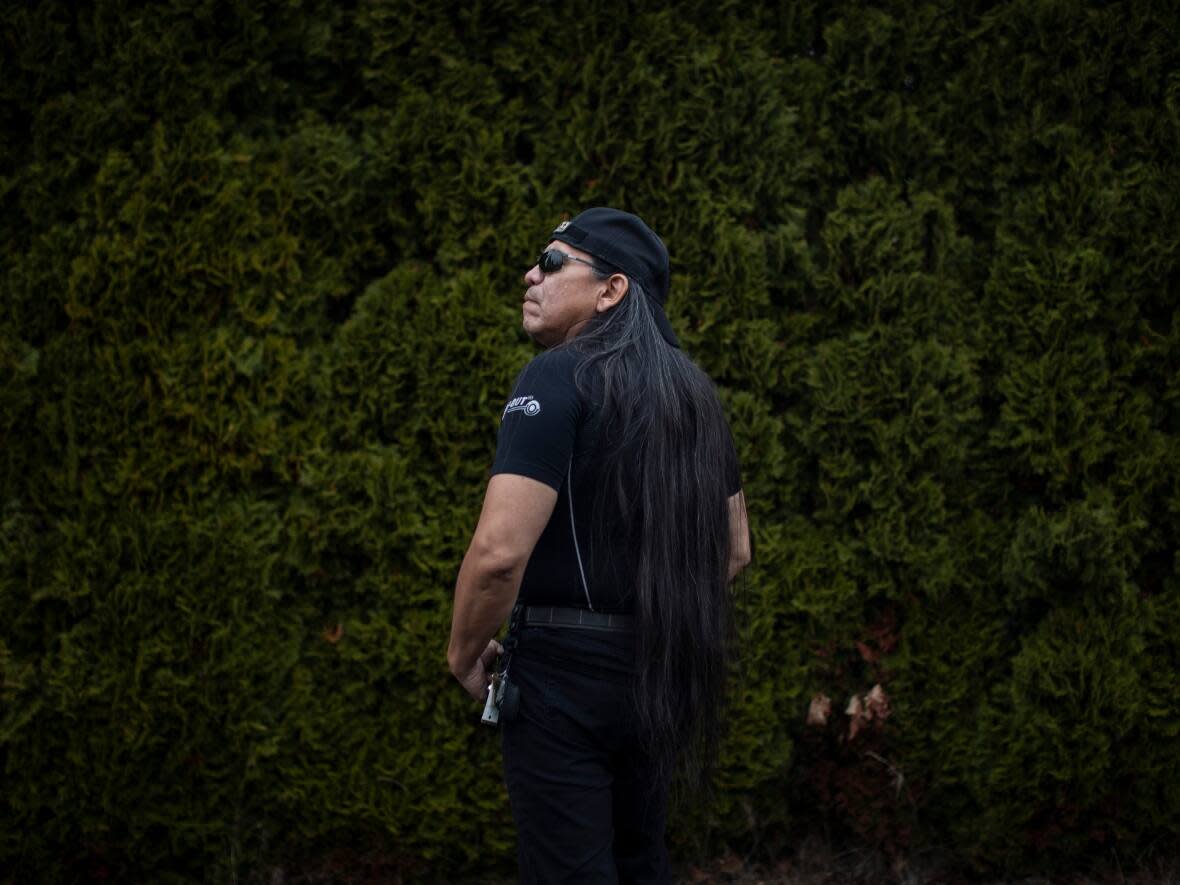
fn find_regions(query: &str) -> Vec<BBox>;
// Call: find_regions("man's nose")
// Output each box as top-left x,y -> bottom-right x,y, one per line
524,265 -> 543,285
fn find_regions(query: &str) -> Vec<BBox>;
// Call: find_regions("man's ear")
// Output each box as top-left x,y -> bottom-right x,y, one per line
596,274 -> 630,313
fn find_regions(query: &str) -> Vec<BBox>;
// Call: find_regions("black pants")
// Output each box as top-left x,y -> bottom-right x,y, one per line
501,625 -> 672,884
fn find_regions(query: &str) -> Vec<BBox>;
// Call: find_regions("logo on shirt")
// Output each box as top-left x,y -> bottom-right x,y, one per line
553,221 -> 570,233
503,395 -> 541,418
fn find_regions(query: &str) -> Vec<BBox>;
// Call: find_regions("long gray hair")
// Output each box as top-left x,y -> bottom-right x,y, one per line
563,270 -> 740,798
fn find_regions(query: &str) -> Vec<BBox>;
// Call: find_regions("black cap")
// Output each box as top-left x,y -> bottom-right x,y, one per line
550,207 -> 679,348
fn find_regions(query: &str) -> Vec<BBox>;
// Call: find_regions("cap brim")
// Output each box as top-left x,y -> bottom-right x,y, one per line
648,295 -> 680,348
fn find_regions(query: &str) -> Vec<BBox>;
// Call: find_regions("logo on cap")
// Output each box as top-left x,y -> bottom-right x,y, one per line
554,221 -> 570,233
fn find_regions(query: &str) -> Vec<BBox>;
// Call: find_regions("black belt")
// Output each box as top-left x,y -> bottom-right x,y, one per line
522,605 -> 635,632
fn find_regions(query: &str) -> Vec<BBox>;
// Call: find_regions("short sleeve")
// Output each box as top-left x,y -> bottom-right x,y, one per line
490,350 -> 583,491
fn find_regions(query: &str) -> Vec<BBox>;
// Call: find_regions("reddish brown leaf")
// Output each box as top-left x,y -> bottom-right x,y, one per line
806,693 -> 832,727
846,694 -> 867,740
865,684 -> 891,721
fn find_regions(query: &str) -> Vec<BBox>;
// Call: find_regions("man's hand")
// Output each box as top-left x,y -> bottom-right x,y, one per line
451,638 -> 503,702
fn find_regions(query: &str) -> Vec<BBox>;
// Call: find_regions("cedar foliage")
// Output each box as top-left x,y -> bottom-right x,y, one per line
2,0 -> 1178,880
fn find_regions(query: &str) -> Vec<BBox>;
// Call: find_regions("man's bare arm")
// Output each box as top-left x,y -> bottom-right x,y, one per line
727,490 -> 751,583
447,473 -> 557,701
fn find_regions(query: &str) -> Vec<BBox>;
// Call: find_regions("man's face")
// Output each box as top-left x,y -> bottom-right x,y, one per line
520,241 -> 606,348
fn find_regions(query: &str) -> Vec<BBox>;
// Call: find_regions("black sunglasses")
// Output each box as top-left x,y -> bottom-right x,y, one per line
535,248 -> 603,275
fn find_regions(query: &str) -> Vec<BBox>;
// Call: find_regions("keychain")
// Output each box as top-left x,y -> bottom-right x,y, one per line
481,671 -> 505,726
481,611 -> 522,727
480,663 -> 519,726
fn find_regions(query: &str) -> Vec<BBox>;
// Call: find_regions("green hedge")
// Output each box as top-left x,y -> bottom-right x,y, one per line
2,0 -> 1178,880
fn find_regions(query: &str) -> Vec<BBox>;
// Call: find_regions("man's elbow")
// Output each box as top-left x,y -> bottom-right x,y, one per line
467,537 -> 529,585
727,541 -> 752,580
736,547 -> 752,570
727,556 -> 750,581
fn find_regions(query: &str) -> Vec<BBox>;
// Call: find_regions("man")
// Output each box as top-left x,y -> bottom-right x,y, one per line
447,207 -> 750,883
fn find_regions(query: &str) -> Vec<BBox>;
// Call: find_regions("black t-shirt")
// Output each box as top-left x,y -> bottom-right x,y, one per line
490,345 -> 741,614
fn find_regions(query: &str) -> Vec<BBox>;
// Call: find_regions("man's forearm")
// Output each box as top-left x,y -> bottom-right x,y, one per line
447,548 -> 524,676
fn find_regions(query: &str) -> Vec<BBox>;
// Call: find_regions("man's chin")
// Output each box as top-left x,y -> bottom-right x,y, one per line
522,323 -> 555,349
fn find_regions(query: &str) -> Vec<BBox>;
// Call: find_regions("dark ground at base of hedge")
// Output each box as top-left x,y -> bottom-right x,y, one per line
211,833 -> 1180,885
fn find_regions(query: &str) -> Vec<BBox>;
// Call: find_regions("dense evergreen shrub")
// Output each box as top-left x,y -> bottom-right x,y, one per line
2,0 -> 1178,880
